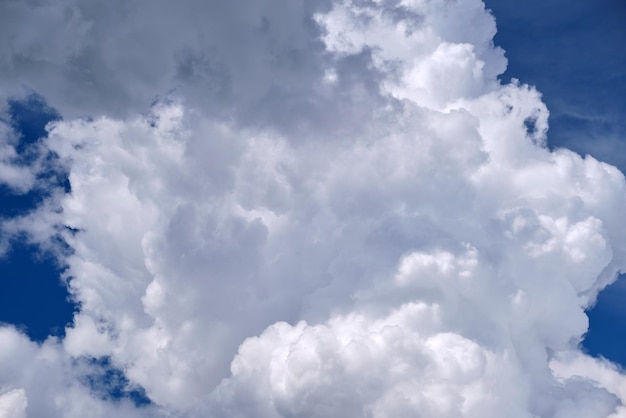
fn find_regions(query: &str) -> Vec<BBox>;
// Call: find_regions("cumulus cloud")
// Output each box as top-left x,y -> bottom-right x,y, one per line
1,0 -> 626,417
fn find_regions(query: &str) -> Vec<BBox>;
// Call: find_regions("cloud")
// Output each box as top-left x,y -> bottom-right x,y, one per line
316,0 -> 507,109
0,388 -> 27,418
208,306 -> 529,418
1,0 -> 626,417
0,120 -> 37,193
0,326 -> 157,418
0,0 -> 347,131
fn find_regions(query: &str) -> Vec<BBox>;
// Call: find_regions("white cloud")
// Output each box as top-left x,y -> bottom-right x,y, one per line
0,388 -> 27,418
0,326 -> 159,418
0,120 -> 37,193
551,351 -> 626,418
316,0 -> 506,109
1,0 -> 626,417
208,305 -> 532,418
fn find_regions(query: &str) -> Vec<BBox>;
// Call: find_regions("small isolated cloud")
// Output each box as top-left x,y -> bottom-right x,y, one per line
0,120 -> 37,193
1,0 -> 626,417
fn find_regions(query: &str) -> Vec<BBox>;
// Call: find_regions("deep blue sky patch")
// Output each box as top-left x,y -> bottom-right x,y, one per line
80,357 -> 152,408
485,0 -> 626,170
0,94 -> 76,342
0,240 -> 76,342
8,93 -> 61,159
585,274 -> 626,366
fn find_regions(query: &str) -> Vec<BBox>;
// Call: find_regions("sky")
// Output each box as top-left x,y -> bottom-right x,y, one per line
482,0 -> 626,367
1,1 -> 626,417
493,0 -> 626,368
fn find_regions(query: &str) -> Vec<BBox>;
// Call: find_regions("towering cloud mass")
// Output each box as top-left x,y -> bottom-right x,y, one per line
1,0 -> 626,417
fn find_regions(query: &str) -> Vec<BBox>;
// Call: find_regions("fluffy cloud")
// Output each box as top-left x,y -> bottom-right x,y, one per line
1,0 -> 626,417
0,120 -> 38,193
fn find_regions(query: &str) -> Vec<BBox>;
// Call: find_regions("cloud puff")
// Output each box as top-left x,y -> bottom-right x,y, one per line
0,388 -> 27,418
209,305 -> 527,418
316,0 -> 507,108
1,0 -> 626,417
0,120 -> 38,193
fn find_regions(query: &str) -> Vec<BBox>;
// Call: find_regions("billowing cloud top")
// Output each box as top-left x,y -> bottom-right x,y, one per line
1,0 -> 626,417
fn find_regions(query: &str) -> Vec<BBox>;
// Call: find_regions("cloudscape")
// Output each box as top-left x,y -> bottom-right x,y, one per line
1,0 -> 626,417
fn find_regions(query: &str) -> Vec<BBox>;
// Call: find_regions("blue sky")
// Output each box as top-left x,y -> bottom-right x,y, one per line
487,0 -> 626,168
0,96 -> 73,342
484,0 -> 626,366
1,1 -> 626,416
